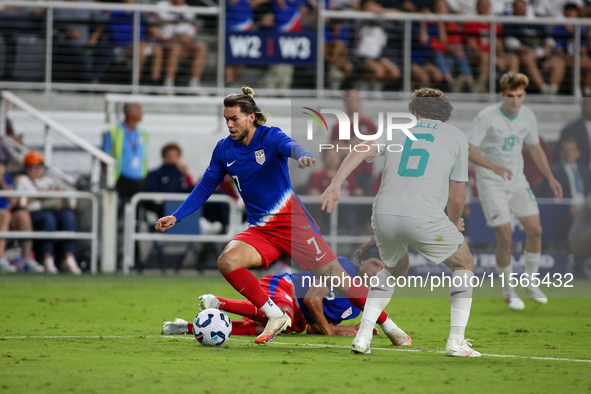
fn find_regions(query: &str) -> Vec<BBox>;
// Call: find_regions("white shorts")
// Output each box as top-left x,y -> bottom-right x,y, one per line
478,183 -> 539,228
372,214 -> 465,267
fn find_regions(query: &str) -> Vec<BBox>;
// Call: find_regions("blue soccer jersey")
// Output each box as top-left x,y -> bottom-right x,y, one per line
292,256 -> 361,325
172,125 -> 312,226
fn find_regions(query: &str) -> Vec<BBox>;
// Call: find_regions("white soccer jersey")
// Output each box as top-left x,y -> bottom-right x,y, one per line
368,118 -> 469,222
467,102 -> 539,191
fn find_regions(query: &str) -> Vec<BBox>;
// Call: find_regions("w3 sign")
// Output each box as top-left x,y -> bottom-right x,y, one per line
226,31 -> 317,65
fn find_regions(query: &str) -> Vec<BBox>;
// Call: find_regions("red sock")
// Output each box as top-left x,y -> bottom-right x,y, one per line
217,297 -> 267,322
187,322 -> 193,334
231,319 -> 258,335
222,268 -> 269,308
345,285 -> 388,324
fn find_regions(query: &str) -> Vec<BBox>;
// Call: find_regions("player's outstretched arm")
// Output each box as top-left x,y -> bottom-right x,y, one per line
320,142 -> 378,213
302,286 -> 335,335
155,215 -> 177,232
526,143 -> 563,199
468,143 -> 513,180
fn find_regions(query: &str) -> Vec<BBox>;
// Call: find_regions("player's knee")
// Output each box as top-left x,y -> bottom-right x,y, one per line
217,252 -> 240,273
526,224 -> 543,240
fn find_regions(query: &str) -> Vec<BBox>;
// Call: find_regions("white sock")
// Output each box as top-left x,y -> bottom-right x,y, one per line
449,270 -> 473,344
259,298 -> 284,318
379,317 -> 399,333
358,269 -> 395,338
497,264 -> 513,296
524,251 -> 541,281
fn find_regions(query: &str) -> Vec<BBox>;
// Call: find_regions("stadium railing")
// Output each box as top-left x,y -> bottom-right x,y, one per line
122,192 -> 578,273
122,192 -> 242,275
0,190 -> 100,273
0,0 -> 589,101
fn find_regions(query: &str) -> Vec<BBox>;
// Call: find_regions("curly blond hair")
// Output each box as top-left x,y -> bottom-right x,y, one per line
408,87 -> 453,122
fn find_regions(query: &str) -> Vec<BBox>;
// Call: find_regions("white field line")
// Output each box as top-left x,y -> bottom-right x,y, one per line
1,335 -> 590,363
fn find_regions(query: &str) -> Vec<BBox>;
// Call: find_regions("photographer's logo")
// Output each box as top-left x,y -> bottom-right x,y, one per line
303,108 -> 418,141
303,108 -> 417,153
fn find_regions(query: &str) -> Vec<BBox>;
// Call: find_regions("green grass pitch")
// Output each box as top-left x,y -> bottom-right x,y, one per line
1,274 -> 590,393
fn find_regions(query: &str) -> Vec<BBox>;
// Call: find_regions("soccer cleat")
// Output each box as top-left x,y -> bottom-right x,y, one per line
505,296 -> 525,310
351,335 -> 371,354
44,255 -> 58,274
24,258 -> 45,273
0,257 -> 17,273
254,312 -> 291,344
504,289 -> 525,310
385,327 -> 412,346
522,284 -> 548,304
63,255 -> 82,275
161,318 -> 189,335
445,339 -> 481,357
199,294 -> 221,311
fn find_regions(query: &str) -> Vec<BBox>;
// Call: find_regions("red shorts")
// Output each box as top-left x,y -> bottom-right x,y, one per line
234,196 -> 336,271
258,274 -> 306,333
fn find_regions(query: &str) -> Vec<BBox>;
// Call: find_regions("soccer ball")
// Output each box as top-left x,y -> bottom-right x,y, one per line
193,308 -> 232,346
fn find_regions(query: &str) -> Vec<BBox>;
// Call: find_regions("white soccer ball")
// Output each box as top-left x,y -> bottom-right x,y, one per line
193,308 -> 232,346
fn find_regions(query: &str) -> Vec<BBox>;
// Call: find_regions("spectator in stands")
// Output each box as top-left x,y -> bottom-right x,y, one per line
355,0 -> 401,93
307,148 -> 362,234
256,0 -> 307,90
307,149 -> 363,196
556,98 -> 591,169
109,0 -> 163,84
446,0 -> 477,14
541,137 -> 591,208
101,103 -> 148,214
1,103 -> 23,169
567,193 -> 591,277
150,0 -> 208,93
433,0 -> 474,92
144,143 -> 194,197
225,0 -> 255,87
411,7 -> 444,89
534,0 -> 585,17
15,151 -> 82,275
504,0 -> 565,95
552,3 -> 591,97
52,0 -> 113,83
463,0 -> 519,93
0,164 -> 41,273
325,21 -> 354,90
331,90 -> 375,194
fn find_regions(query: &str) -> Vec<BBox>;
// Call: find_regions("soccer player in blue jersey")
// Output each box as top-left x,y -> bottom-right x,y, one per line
156,87 -> 395,344
161,239 -> 411,345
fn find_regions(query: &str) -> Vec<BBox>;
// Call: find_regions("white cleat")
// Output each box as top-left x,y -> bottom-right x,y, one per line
0,257 -> 17,273
385,327 -> 412,346
161,318 -> 189,335
63,255 -> 82,275
445,339 -> 481,357
44,256 -> 58,274
24,258 -> 45,273
504,289 -> 525,310
523,285 -> 548,304
351,335 -> 371,354
199,294 -> 221,311
505,296 -> 525,310
254,313 -> 291,344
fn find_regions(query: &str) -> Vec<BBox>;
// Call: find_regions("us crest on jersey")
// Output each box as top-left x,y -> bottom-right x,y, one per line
255,149 -> 265,165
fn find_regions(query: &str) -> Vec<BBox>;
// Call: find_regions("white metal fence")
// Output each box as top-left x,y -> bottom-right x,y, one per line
0,190 -> 100,273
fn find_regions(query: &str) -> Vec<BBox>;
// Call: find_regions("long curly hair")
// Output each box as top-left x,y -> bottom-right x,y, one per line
223,86 -> 268,127
354,237 -> 378,264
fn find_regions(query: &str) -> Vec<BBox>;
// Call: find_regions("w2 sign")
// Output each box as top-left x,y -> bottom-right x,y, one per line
225,31 -> 317,65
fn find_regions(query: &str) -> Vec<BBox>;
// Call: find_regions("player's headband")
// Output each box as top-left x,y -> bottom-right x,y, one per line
361,245 -> 381,261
